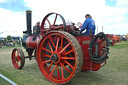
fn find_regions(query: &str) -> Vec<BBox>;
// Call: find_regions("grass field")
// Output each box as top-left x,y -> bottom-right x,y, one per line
0,41 -> 128,85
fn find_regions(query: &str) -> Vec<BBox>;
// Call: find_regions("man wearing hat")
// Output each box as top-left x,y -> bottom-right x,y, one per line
80,14 -> 96,35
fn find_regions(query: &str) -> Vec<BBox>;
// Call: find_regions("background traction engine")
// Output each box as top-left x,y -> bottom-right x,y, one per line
11,10 -> 110,84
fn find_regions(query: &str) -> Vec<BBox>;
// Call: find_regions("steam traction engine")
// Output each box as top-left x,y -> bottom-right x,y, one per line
11,10 -> 109,84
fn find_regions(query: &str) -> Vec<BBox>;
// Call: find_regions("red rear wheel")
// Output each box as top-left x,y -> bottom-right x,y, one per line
12,48 -> 25,69
37,31 -> 83,84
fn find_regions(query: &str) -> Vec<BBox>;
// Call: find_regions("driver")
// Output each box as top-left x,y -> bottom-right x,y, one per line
80,14 -> 96,35
33,22 -> 40,37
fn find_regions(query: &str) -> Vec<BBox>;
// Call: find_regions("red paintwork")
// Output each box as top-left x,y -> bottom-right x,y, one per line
26,36 -> 40,49
106,34 -> 113,40
26,25 -> 108,71
114,34 -> 121,43
106,34 -> 115,46
24,12 -> 109,72
25,34 -> 107,72
25,27 -> 108,72
76,36 -> 106,71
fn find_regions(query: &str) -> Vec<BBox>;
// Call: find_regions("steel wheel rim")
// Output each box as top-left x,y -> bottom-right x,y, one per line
38,32 -> 79,84
12,49 -> 21,69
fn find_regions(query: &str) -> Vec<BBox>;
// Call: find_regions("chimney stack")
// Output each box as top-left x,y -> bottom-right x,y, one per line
25,10 -> 32,34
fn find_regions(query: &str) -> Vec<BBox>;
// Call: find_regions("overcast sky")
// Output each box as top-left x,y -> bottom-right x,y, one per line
0,0 -> 128,37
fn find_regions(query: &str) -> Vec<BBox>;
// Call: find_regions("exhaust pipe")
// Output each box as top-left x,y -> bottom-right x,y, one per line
24,10 -> 32,34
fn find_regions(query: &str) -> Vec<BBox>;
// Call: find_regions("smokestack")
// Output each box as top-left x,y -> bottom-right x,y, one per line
25,10 -> 32,34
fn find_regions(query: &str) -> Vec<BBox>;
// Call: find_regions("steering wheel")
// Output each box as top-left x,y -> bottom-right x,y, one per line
40,12 -> 67,36
77,22 -> 83,28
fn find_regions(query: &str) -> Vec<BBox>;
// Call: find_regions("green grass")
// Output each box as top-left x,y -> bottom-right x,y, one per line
112,41 -> 128,49
0,41 -> 128,85
0,44 -> 21,49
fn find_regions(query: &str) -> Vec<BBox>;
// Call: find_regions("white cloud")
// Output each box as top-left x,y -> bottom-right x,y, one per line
0,8 -> 26,37
0,0 -> 128,38
24,0 -> 128,35
104,22 -> 128,35
116,0 -> 128,7
0,0 -> 6,2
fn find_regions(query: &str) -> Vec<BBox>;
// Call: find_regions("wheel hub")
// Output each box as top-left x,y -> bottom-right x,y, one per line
14,57 -> 17,60
51,54 -> 59,62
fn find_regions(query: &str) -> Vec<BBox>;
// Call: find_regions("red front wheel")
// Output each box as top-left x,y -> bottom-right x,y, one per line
37,31 -> 83,84
11,48 -> 25,69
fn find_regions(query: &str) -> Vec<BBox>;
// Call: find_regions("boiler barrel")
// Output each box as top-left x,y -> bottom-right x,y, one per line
22,36 -> 40,49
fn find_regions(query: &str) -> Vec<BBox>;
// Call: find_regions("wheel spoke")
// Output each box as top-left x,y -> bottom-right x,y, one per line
65,60 -> 74,69
53,14 -> 58,26
59,43 -> 71,54
49,37 -> 56,49
55,25 -> 64,29
55,37 -> 60,52
42,29 -> 50,32
46,18 -> 51,26
60,57 -> 75,60
45,54 -> 51,58
48,42 -> 53,52
65,49 -> 73,55
42,60 -> 51,64
49,65 -> 56,76
51,25 -> 64,30
42,47 -> 52,53
61,37 -> 63,49
48,62 -> 53,70
56,64 -> 61,78
16,61 -> 20,67
17,58 -> 21,62
61,65 -> 65,79
15,61 -> 19,67
60,62 -> 72,74
17,60 -> 21,65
